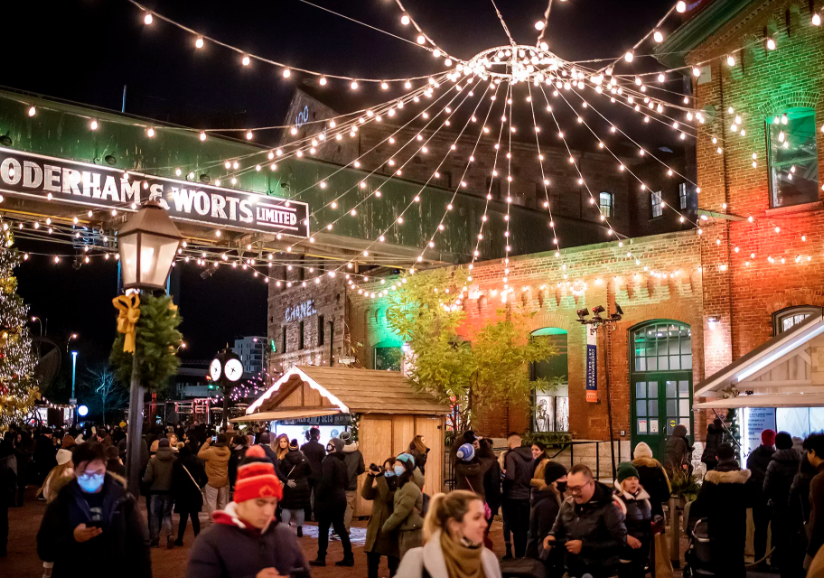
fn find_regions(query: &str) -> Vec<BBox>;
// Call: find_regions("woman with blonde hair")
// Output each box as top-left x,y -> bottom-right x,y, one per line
396,490 -> 501,578
274,433 -> 290,462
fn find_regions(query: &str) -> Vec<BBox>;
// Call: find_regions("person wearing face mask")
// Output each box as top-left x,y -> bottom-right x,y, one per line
396,490 -> 502,578
383,453 -> 425,559
362,458 -> 400,578
186,445 -> 310,578
526,462 -> 567,576
613,463 -> 652,578
309,437 -> 353,567
36,442 -> 152,578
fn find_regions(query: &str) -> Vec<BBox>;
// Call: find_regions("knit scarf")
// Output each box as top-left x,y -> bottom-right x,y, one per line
440,532 -> 486,578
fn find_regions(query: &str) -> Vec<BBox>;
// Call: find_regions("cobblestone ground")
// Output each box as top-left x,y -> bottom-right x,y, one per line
1,487 -> 692,578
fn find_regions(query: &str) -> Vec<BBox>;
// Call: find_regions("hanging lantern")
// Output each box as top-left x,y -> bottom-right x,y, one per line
117,201 -> 183,291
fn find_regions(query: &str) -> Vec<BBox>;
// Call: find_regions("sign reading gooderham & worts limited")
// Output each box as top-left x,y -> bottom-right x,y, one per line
0,147 -> 310,238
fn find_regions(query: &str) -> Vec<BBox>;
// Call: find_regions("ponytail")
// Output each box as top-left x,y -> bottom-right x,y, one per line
422,490 -> 482,542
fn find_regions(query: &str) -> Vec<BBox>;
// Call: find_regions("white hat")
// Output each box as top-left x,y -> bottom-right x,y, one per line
56,448 -> 73,466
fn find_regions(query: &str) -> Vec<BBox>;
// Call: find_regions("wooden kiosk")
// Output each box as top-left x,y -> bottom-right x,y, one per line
236,366 -> 449,517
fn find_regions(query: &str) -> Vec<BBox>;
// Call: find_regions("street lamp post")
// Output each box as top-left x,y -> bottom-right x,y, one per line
71,350 -> 78,426
117,200 -> 182,495
30,316 -> 43,337
577,303 -> 624,480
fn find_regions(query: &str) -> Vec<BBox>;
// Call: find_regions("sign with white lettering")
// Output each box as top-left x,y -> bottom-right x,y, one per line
285,300 -> 316,322
585,329 -> 597,402
295,105 -> 310,129
0,148 -> 310,238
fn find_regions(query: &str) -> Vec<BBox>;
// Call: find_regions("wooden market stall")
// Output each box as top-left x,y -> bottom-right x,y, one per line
235,365 -> 449,517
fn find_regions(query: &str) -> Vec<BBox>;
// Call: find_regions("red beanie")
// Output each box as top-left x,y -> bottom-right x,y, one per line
233,446 -> 283,503
761,429 -> 776,446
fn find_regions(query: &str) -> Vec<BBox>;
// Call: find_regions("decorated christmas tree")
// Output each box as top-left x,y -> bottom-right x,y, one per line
0,242 -> 39,427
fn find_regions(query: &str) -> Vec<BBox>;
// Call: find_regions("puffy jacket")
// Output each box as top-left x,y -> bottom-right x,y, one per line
700,422 -> 725,467
143,446 -> 177,493
279,449 -> 311,511
478,451 -> 502,516
382,476 -> 423,533
550,481 -> 627,578
614,484 -> 652,564
747,444 -> 775,501
316,452 -> 348,509
37,476 -> 151,578
663,424 -> 693,479
187,503 -> 309,578
632,456 -> 671,517
362,473 -> 398,557
526,484 -> 563,562
198,441 -> 231,488
763,448 -> 800,510
455,458 -> 485,498
342,442 -> 365,491
300,439 -> 326,482
503,446 -> 534,501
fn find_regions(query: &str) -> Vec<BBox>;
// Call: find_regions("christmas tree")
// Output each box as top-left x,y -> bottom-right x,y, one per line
0,241 -> 39,427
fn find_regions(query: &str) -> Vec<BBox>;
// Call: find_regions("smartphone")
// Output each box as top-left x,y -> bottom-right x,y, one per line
87,519 -> 103,529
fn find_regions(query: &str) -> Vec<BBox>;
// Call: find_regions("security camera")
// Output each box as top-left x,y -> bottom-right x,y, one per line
615,303 -> 624,315
592,305 -> 605,316
577,308 -> 589,319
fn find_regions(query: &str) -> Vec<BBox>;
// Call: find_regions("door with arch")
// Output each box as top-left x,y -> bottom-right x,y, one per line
630,321 -> 694,459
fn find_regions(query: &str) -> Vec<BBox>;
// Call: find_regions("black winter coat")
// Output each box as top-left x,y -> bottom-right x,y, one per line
409,445 -> 429,475
342,443 -> 365,491
187,513 -> 309,578
37,476 -> 151,578
504,446 -> 534,501
279,448 -> 311,511
700,423 -> 725,468
526,485 -> 563,562
664,425 -> 693,479
455,458 -> 485,498
763,448 -> 800,511
614,486 -> 652,565
807,464 -> 824,557
550,481 -> 627,578
316,452 -> 348,509
689,460 -> 751,564
789,466 -> 815,557
478,453 -> 502,516
746,444 -> 775,503
228,446 -> 247,489
632,456 -> 671,517
300,439 -> 326,482
173,449 -> 206,513
0,453 -> 17,507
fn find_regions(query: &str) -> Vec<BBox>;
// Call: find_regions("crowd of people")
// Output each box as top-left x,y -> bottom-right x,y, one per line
5,419 -> 824,578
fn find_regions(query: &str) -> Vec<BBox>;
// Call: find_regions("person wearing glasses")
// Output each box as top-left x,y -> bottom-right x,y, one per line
36,442 -> 152,578
543,464 -> 626,578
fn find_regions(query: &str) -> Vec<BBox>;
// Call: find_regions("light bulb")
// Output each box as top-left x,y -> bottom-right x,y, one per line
535,21 -> 545,31
676,1 -> 687,12
90,120 -> 98,130
766,38 -> 776,50
319,76 -> 327,85
143,12 -> 153,24
242,55 -> 251,66
246,131 -> 253,140
692,67 -> 701,77
195,37 -> 204,48
147,128 -> 155,137
814,13 -> 822,26
416,35 -> 425,44
199,132 -> 207,141
624,51 -> 634,62
401,14 -> 410,25
727,54 -> 736,66
350,80 -> 359,90
653,30 -> 664,43
283,68 -> 291,78
28,106 -> 36,117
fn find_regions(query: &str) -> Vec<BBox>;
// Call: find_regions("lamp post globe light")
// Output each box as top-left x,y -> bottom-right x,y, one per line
117,200 -> 183,494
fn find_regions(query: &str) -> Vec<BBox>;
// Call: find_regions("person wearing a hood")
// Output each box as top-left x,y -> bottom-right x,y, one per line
455,443 -> 485,498
198,433 -> 232,512
526,461 -> 567,577
383,453 -> 425,559
503,432 -> 534,558
748,428 -> 776,568
690,443 -> 751,578
300,427 -> 325,521
764,431 -> 801,573
340,430 -> 366,532
476,438 -> 501,549
700,419 -> 726,472
363,458 -> 400,578
544,464 -> 627,578
0,435 -> 17,557
613,463 -> 652,578
409,435 -> 430,475
37,442 -> 152,578
663,423 -> 693,480
311,437 -> 354,567
395,490 -> 501,578
143,437 -> 178,548
172,444 -> 206,546
279,439 -> 311,537
186,445 -> 310,578
530,441 -> 550,491
631,442 -> 671,517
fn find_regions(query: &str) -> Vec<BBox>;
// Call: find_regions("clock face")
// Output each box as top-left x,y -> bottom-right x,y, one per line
209,359 -> 222,382
224,358 -> 244,382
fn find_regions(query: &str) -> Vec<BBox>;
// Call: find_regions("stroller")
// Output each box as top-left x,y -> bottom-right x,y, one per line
683,518 -> 715,578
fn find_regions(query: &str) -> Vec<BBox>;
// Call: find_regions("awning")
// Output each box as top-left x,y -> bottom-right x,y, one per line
229,409 -> 340,423
694,313 -> 824,409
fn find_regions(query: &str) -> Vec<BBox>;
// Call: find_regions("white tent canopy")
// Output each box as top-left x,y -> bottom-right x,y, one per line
694,312 -> 824,409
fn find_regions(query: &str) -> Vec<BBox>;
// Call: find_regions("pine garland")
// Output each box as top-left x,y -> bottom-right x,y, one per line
110,294 -> 183,391
0,246 -> 40,427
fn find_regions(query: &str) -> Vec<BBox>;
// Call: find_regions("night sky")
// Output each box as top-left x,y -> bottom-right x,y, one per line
3,0 -> 677,398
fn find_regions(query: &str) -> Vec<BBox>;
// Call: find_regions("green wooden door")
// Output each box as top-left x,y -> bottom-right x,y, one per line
630,322 -> 693,459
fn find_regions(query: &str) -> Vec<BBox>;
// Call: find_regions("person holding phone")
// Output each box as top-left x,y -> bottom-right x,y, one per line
36,442 -> 152,578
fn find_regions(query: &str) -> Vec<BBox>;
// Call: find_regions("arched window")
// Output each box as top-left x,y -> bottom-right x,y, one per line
531,328 -> 568,432
774,305 -> 823,334
768,108 -> 819,208
630,321 -> 693,458
373,339 -> 402,372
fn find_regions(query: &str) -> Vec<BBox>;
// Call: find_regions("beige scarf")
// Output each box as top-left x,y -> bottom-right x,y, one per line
440,532 -> 486,578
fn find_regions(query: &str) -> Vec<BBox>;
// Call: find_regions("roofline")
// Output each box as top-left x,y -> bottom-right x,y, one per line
246,366 -> 350,414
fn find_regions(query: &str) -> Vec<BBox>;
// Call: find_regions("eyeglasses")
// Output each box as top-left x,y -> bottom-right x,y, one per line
78,471 -> 104,481
567,480 -> 593,496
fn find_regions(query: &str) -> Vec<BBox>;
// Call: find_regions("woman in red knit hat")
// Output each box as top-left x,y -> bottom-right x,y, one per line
186,445 -> 310,578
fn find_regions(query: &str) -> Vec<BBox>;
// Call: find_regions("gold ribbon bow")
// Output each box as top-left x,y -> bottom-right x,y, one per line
113,294 -> 141,353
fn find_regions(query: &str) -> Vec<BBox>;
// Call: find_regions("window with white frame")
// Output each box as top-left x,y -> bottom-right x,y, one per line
599,191 -> 614,218
773,305 -> 823,334
679,183 -> 688,210
768,108 -> 819,208
651,191 -> 663,218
